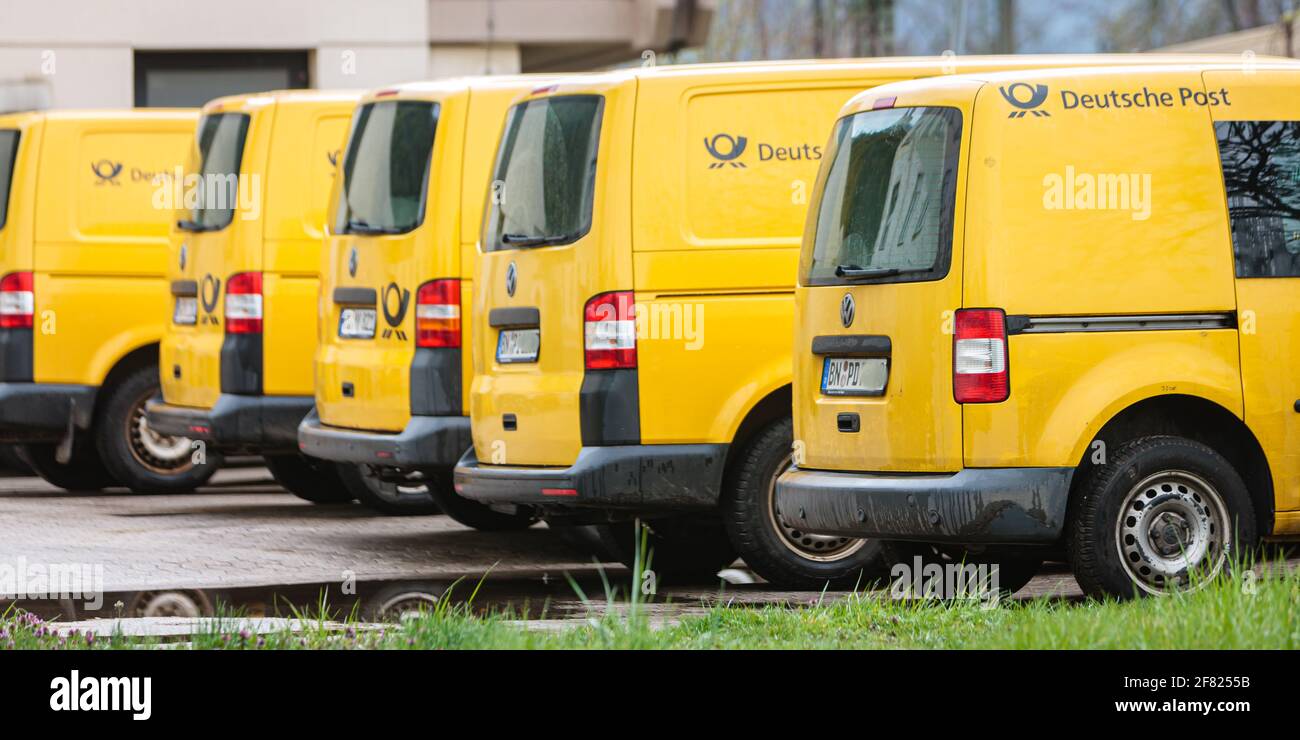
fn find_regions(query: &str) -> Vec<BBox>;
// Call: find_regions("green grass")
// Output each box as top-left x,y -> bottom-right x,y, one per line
4,560 -> 1297,650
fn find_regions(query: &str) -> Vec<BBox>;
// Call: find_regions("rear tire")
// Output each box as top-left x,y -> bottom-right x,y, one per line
94,365 -> 220,493
600,517 -> 738,584
1066,435 -> 1256,600
16,438 -> 118,491
335,464 -> 438,515
424,471 -> 539,530
264,454 -> 355,504
722,417 -> 890,590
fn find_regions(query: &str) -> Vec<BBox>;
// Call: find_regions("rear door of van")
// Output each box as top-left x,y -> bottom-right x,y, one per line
471,81 -> 636,466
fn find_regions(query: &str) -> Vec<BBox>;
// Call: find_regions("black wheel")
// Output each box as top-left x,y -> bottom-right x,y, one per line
94,365 -> 220,493
722,417 -> 890,589
599,517 -> 738,584
419,469 -> 538,530
16,438 -> 118,491
335,464 -> 437,515
264,454 -> 355,504
1067,435 -> 1256,600
885,542 -> 1042,599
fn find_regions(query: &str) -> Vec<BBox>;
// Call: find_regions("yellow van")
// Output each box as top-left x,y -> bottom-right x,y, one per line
296,77 -> 548,524
451,57 -> 1265,587
776,62 -> 1300,599
144,90 -> 361,503
0,109 -> 207,493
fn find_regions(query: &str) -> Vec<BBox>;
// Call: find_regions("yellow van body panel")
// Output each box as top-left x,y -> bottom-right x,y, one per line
315,78 -> 541,434
0,110 -> 197,386
160,91 -> 357,409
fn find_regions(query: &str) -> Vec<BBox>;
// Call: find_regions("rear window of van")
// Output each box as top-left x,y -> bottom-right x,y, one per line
484,95 -> 603,251
336,100 -> 439,235
0,130 -> 18,231
180,112 -> 249,232
802,107 -> 962,286
1216,120 -> 1300,278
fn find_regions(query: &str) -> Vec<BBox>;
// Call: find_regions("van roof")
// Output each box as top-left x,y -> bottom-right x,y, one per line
513,53 -> 1290,93
0,108 -> 198,128
201,88 -> 363,115
840,59 -> 1300,115
355,74 -> 566,104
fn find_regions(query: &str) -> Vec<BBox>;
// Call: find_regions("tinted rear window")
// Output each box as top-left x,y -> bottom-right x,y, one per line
181,112 -> 250,232
483,95 -> 603,251
802,107 -> 962,286
1216,120 -> 1300,278
0,130 -> 18,231
335,100 -> 439,235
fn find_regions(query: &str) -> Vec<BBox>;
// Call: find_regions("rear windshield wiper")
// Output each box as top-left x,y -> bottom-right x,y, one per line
833,264 -> 930,280
345,219 -> 404,235
176,218 -> 219,232
501,233 -> 580,248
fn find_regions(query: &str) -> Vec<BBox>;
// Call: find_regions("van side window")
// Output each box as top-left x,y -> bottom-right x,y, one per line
0,130 -> 18,231
1216,120 -> 1300,278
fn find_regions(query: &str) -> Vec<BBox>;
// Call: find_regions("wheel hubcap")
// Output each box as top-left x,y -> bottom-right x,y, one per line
1115,470 -> 1230,594
128,395 -> 193,473
767,455 -> 867,562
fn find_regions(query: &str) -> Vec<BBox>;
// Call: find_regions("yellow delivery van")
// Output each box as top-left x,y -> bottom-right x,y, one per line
296,77 -> 547,524
0,109 -> 208,493
776,62 -> 1300,599
451,56 -> 1262,587
145,90 -> 361,504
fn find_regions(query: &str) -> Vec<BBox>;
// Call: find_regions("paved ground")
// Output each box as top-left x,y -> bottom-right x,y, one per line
0,467 -> 1226,625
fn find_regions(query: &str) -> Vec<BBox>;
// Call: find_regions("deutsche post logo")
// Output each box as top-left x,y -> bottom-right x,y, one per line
381,282 -> 410,340
91,159 -> 124,185
999,83 -> 1051,118
704,133 -> 748,168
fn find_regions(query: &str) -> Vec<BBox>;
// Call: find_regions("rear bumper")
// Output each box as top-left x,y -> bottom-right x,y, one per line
145,393 -> 312,453
0,383 -> 97,441
453,443 -> 727,511
296,409 -> 470,468
774,466 -> 1074,545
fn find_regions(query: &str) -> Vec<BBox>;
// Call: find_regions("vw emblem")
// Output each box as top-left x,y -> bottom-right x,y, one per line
348,247 -> 358,278
179,243 -> 188,270
840,293 -> 855,328
505,261 -> 517,297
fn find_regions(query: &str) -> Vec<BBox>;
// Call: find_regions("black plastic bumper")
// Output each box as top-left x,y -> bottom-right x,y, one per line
145,393 -> 312,453
296,409 -> 471,468
775,466 -> 1074,544
453,443 -> 728,511
0,383 -> 97,441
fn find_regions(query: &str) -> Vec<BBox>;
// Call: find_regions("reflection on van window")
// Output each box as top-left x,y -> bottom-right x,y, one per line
1216,120 -> 1300,278
485,95 -> 602,251
0,130 -> 17,231
180,113 -> 250,232
336,101 -> 439,235
803,107 -> 962,286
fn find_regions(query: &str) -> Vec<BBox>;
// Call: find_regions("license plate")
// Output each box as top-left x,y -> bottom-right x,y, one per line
496,328 -> 540,364
338,307 -> 377,339
173,296 -> 197,326
821,357 -> 888,396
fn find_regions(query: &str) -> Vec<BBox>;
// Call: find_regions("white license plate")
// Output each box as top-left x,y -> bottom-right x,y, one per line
338,307 -> 377,339
496,328 -> 540,364
173,296 -> 197,326
821,357 -> 888,396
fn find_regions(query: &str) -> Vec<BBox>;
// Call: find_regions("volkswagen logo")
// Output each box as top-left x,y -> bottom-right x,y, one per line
179,243 -> 188,270
505,261 -> 517,297
840,293 -> 855,328
348,247 -> 358,278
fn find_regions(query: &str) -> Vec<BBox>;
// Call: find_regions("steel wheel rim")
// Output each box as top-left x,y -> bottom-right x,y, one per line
767,454 -> 867,562
129,394 -> 193,473
1114,470 -> 1230,595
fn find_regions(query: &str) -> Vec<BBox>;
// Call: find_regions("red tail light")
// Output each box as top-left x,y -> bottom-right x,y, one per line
584,291 -> 637,370
953,308 -> 1009,403
416,279 -> 461,348
224,271 -> 263,334
0,271 -> 34,329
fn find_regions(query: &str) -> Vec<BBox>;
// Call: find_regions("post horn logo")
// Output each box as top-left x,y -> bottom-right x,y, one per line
999,83 -> 1051,118
91,159 -> 124,184
704,133 -> 748,168
505,261 -> 517,297
200,274 -> 221,325
840,293 -> 855,328
381,282 -> 411,340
